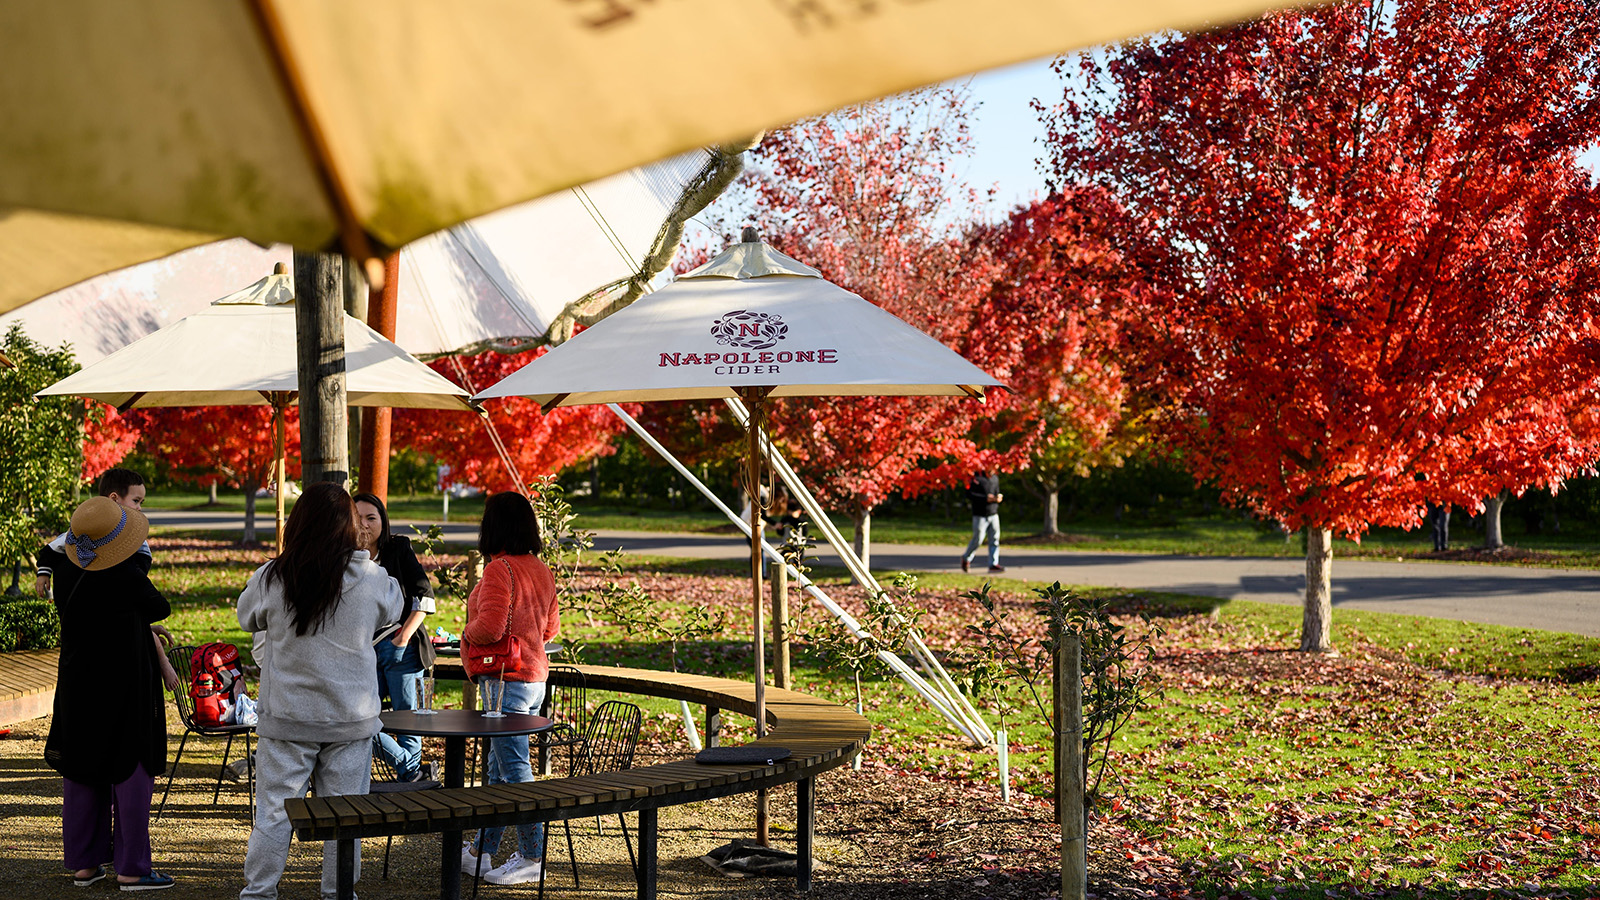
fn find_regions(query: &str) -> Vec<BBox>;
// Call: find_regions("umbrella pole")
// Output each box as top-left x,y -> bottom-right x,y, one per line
274,400 -> 287,555
741,388 -> 770,845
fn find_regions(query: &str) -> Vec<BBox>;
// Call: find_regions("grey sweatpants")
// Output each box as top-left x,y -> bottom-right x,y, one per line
241,736 -> 371,900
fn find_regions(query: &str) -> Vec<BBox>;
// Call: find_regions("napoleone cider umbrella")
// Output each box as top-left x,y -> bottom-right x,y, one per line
38,264 -> 474,547
472,229 -> 1003,750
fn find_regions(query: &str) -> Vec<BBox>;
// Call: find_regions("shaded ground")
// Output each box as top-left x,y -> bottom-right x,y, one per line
0,714 -> 1075,900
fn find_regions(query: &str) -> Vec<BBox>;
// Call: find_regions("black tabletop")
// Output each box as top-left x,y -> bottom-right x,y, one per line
380,709 -> 552,739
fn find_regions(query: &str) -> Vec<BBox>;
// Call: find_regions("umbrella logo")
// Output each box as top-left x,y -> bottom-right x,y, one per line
711,310 -> 789,350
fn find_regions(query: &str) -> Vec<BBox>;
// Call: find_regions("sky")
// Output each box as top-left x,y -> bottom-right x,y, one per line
943,55 -> 1599,224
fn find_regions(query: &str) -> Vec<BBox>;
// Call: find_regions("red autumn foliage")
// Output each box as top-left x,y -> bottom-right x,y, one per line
126,405 -> 300,494
1044,0 -> 1600,538
738,88 -> 1004,552
80,402 -> 141,482
393,347 -> 630,492
966,189 -> 1160,534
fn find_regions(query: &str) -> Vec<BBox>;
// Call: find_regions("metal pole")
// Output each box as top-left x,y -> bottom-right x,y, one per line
740,386 -> 771,846
357,252 -> 401,501
293,251 -> 349,489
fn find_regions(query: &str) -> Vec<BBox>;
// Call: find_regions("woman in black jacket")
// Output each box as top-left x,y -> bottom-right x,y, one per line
43,498 -> 175,891
354,492 -> 436,781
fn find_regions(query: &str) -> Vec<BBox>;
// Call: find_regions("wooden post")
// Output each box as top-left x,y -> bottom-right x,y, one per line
357,252 -> 401,501
294,251 -> 349,490
1056,630 -> 1086,900
462,550 -> 483,711
772,553 -> 790,690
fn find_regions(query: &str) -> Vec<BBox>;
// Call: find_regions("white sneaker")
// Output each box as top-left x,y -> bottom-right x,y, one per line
461,843 -> 490,876
484,852 -> 543,885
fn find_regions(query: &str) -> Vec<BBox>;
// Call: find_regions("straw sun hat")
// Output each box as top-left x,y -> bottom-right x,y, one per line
65,497 -> 149,571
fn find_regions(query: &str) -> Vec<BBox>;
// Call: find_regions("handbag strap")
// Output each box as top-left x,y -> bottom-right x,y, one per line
496,557 -> 517,639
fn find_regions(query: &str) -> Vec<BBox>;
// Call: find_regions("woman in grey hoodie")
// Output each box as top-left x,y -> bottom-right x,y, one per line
236,483 -> 404,900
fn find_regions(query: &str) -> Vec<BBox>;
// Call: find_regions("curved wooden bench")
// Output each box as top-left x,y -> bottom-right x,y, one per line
286,664 -> 869,900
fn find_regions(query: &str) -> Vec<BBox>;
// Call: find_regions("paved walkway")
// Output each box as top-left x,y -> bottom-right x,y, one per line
146,509 -> 1600,638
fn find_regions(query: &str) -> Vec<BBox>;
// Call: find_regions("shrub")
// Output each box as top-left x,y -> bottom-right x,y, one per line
0,596 -> 61,651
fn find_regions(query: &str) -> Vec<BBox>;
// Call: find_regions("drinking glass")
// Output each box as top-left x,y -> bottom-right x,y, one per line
416,671 -> 437,715
482,676 -> 505,718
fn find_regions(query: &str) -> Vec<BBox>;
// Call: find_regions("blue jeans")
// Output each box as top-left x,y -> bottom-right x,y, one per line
964,514 -> 1001,569
473,679 -> 547,859
373,639 -> 423,779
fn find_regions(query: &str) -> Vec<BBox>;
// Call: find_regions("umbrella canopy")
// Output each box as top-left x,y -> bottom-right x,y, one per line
36,266 -> 473,411
1,148 -> 734,365
474,232 -> 1003,788
473,237 -> 1003,407
0,0 -> 1305,315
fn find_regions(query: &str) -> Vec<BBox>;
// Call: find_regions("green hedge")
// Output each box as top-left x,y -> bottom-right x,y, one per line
0,596 -> 60,651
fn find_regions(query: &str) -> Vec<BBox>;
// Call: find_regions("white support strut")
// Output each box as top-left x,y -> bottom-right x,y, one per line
606,402 -> 994,748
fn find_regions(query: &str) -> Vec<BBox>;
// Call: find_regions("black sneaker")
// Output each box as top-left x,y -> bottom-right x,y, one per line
960,558 -> 970,572
987,565 -> 1006,574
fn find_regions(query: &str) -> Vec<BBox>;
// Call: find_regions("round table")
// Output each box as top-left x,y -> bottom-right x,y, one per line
380,709 -> 552,900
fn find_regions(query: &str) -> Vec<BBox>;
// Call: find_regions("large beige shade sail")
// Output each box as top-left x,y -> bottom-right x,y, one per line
1,149 -> 734,365
0,0 -> 1305,315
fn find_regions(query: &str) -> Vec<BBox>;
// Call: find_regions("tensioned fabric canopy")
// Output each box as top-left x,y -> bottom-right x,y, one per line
473,239 -> 1003,407
0,149 -> 728,365
0,0 -> 1308,315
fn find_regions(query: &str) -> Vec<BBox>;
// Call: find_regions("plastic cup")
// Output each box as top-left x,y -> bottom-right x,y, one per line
416,672 -> 437,715
482,676 -> 505,718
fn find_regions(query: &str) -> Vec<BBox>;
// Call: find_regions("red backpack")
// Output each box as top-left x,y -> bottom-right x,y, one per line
189,642 -> 243,726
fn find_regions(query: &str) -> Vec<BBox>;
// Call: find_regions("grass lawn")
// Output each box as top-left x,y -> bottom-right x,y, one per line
144,490 -> 1600,569
123,533 -> 1600,898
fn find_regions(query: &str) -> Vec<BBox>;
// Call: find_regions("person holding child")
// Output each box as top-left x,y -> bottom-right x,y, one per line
45,496 -> 176,891
236,483 -> 403,900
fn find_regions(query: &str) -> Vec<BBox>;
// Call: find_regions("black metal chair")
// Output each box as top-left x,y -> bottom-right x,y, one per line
538,699 -> 642,900
156,645 -> 255,821
369,755 -> 441,878
537,665 -> 588,776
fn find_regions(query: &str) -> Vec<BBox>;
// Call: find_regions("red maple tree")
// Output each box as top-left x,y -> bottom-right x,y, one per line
393,347 -> 628,493
126,405 -> 301,543
1044,0 -> 1600,650
80,402 -> 142,483
966,189 -> 1160,535
738,87 -> 1006,565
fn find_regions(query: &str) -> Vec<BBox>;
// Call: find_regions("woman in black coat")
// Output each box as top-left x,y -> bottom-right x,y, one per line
42,498 -> 174,891
354,492 -> 436,781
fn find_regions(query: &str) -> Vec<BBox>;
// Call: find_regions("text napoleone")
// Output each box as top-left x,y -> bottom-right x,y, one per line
658,349 -> 838,368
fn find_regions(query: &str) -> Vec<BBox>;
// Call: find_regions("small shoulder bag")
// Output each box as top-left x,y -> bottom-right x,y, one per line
463,559 -> 523,680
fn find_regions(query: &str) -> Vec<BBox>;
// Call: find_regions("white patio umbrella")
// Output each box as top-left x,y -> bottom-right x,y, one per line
474,229 -> 1003,748
37,264 -> 475,547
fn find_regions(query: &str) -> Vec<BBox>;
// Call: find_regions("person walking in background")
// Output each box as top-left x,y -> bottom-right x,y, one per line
1428,502 -> 1450,552
961,465 -> 1005,574
45,497 -> 176,891
460,492 -> 560,886
237,483 -> 403,900
353,492 -> 437,782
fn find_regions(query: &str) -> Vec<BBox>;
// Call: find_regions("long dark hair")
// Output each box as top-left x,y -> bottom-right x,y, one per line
478,491 -> 542,557
266,482 -> 358,636
351,491 -> 392,561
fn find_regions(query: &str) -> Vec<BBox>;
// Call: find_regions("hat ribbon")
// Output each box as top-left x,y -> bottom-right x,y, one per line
66,509 -> 128,567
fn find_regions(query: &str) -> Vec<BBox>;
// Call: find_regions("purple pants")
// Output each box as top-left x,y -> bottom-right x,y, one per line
62,764 -> 154,877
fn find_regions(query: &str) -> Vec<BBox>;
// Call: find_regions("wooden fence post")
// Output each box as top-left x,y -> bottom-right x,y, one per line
1056,629 -> 1086,900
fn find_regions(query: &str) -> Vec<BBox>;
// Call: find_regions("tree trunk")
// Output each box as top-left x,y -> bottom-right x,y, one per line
242,478 -> 259,545
1043,488 -> 1060,536
208,480 -> 219,505
294,251 -> 349,490
1484,492 -> 1506,550
851,507 -> 872,574
1300,527 -> 1333,653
